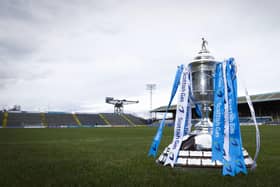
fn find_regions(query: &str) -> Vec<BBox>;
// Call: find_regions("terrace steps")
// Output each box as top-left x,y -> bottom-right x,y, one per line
121,114 -> 135,126
40,113 -> 47,127
2,112 -> 8,128
72,113 -> 82,126
98,114 -> 111,125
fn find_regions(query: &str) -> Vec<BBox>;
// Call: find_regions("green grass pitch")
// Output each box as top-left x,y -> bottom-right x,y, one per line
0,126 -> 279,187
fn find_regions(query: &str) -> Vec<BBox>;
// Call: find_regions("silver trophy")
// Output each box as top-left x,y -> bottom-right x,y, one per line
157,38 -> 254,168
190,37 -> 216,135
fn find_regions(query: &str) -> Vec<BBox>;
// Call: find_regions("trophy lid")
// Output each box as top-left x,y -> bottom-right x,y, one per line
192,38 -> 215,62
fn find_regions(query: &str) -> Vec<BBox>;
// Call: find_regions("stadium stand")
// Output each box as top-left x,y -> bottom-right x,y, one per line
101,113 -> 131,126
40,113 -> 47,127
239,117 -> 251,123
76,113 -> 107,126
98,113 -> 111,125
6,112 -> 43,127
0,111 -> 147,128
0,112 -> 3,127
123,114 -> 147,125
72,113 -> 82,126
152,92 -> 280,125
120,114 -> 136,126
45,113 -> 78,127
2,112 -> 8,128
239,116 -> 273,124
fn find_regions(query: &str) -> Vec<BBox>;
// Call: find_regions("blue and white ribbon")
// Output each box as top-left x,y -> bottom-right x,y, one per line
184,101 -> 192,136
212,58 -> 248,176
244,89 -> 260,170
223,58 -> 247,176
148,65 -> 184,157
223,61 -> 230,163
164,66 -> 191,167
235,64 -> 260,170
212,62 -> 225,162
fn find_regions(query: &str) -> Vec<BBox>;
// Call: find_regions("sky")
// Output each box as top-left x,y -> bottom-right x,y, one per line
0,0 -> 279,117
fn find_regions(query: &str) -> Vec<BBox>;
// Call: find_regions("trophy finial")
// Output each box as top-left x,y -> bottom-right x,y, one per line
201,37 -> 208,52
194,38 -> 214,60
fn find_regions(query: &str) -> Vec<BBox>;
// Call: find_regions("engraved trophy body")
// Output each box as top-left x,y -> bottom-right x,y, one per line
190,38 -> 216,134
187,38 -> 216,151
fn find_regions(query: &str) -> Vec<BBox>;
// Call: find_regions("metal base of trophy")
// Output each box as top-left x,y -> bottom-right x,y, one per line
156,133 -> 254,168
